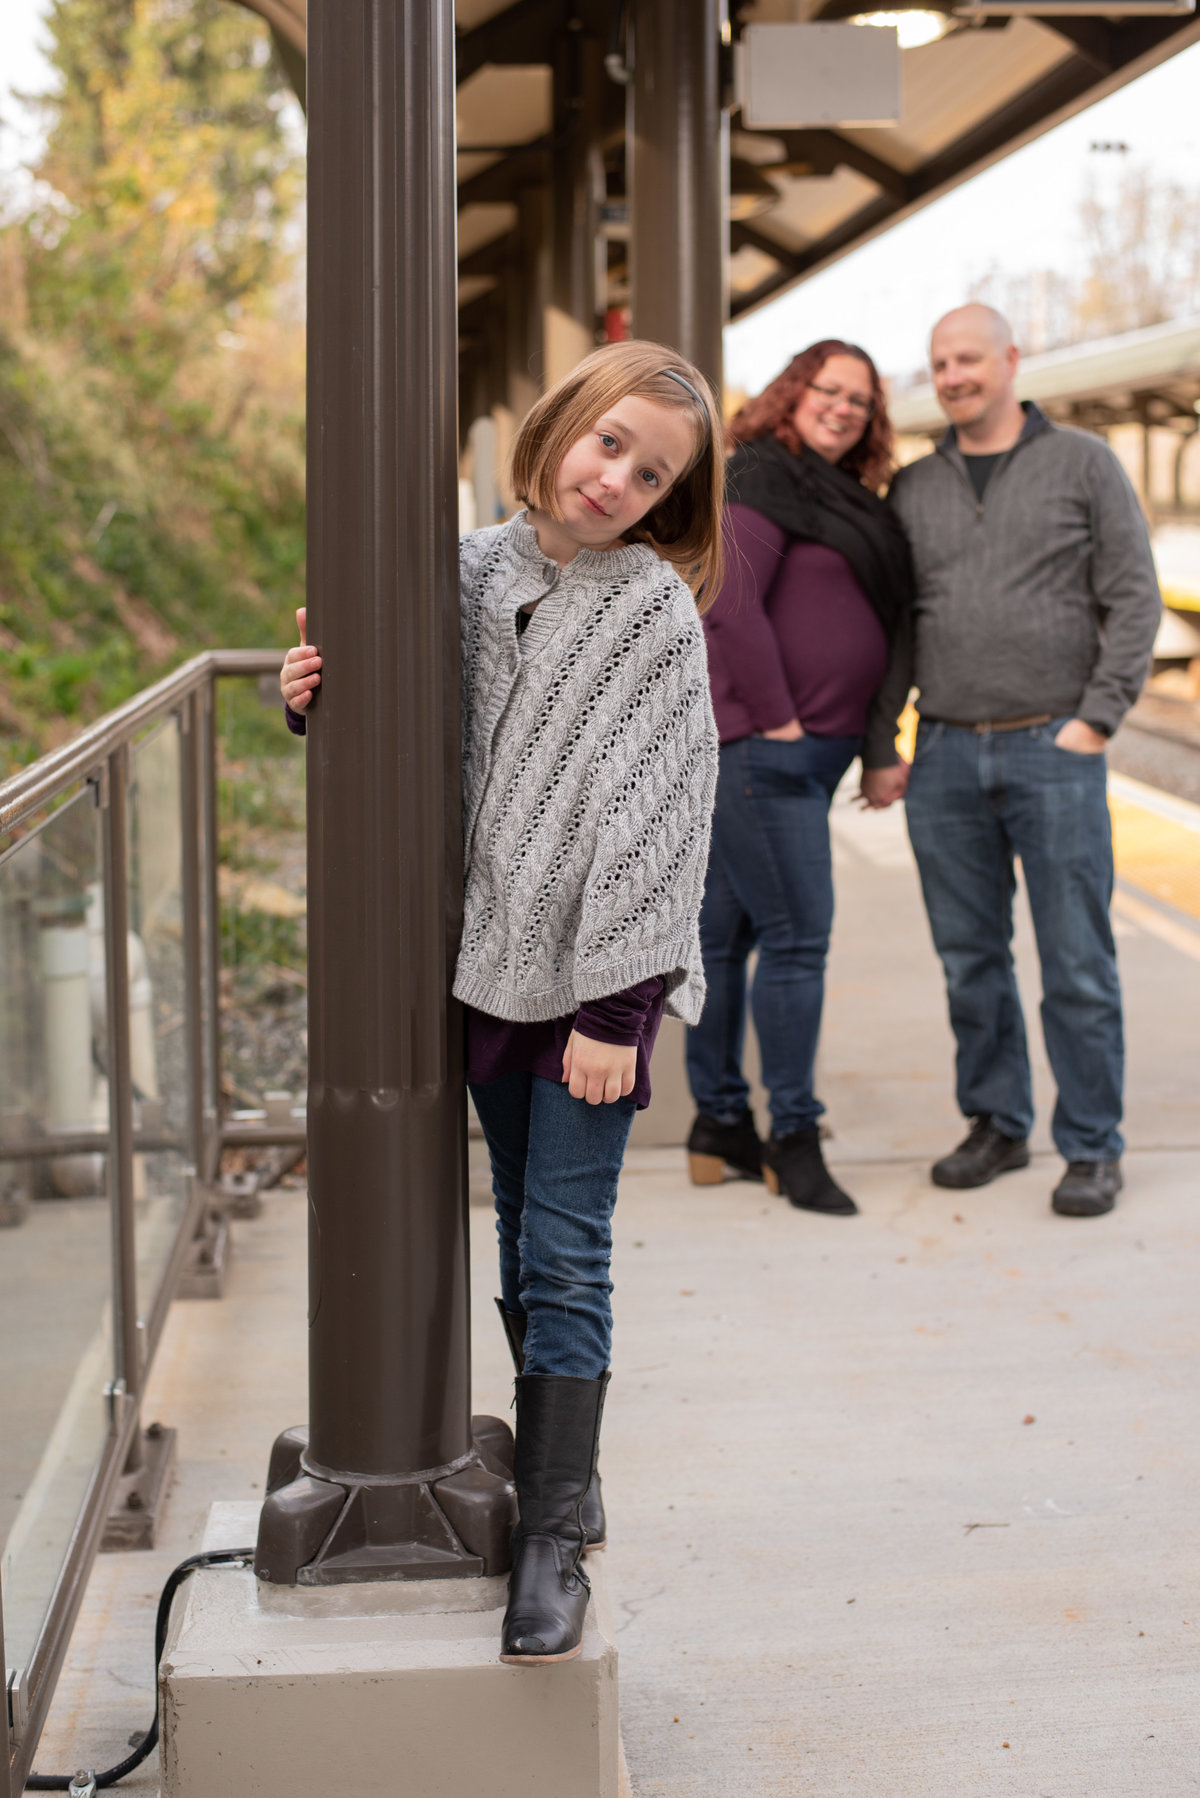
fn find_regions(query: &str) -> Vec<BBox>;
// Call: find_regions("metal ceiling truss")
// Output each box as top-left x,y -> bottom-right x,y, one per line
228,0 -> 1200,378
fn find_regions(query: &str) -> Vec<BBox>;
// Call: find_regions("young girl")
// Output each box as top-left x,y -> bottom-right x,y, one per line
282,340 -> 723,1667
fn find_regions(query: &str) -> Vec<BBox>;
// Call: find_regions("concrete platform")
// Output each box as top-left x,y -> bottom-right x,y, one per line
24,785 -> 1200,1796
159,1502 -> 618,1797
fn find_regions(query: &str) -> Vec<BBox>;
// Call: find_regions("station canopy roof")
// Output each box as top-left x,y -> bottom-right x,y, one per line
889,313 -> 1200,435
237,0 -> 1200,327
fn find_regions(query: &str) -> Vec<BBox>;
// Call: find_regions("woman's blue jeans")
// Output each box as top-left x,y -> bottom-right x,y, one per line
685,733 -> 860,1139
469,1072 -> 635,1378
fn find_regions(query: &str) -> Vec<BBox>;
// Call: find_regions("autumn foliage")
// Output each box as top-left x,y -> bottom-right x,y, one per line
0,0 -> 306,766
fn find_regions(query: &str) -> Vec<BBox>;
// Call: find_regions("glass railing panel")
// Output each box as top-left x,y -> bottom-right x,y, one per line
217,678 -> 307,1121
126,718 -> 190,1323
0,790 -> 113,1679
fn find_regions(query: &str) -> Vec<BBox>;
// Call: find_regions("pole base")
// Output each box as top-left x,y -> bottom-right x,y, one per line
164,1501 -> 621,1798
254,1418 -> 516,1586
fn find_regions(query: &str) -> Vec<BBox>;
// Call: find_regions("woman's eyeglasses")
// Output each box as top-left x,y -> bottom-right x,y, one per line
807,381 -> 874,419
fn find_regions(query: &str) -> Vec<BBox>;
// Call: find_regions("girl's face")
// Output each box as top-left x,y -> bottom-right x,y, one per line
550,394 -> 698,552
789,353 -> 875,464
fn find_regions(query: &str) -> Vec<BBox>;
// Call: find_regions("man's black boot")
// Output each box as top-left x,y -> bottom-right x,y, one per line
1052,1159 -> 1122,1217
501,1372 -> 608,1665
686,1109 -> 764,1185
495,1299 -> 606,1550
762,1128 -> 858,1215
931,1116 -> 1030,1189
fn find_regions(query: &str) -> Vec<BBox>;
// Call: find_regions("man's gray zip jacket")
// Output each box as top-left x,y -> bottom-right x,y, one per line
884,403 -> 1161,738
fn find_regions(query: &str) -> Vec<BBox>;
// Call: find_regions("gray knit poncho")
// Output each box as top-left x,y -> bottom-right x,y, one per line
452,513 -> 719,1026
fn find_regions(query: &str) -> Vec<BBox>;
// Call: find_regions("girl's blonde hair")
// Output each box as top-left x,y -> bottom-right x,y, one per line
509,340 -> 725,605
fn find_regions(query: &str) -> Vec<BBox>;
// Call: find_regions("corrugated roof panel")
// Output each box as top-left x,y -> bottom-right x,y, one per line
457,63 -> 553,147
761,163 -> 881,250
458,202 -> 518,258
730,243 -> 784,296
840,20 -> 1072,167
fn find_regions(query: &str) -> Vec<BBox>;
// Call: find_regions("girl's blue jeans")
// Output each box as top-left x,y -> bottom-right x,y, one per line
686,732 -> 861,1139
469,1072 -> 635,1378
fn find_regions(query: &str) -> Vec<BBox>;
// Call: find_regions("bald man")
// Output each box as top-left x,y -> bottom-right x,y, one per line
884,305 -> 1160,1217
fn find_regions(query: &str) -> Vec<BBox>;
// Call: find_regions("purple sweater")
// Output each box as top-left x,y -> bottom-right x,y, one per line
465,976 -> 665,1108
284,700 -> 666,1106
704,503 -> 889,745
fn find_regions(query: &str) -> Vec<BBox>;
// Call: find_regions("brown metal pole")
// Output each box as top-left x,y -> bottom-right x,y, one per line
629,0 -> 727,393
255,0 -> 514,1587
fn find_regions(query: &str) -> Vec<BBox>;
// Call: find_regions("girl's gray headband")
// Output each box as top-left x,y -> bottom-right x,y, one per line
662,368 -> 711,443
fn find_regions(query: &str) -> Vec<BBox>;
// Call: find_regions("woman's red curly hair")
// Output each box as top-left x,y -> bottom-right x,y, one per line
727,339 -> 895,491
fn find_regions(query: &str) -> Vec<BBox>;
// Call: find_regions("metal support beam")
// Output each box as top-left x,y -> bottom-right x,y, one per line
255,0 -> 514,1588
507,185 -> 550,419
456,0 -> 560,85
456,139 -> 551,208
546,19 -> 605,382
629,0 -> 727,392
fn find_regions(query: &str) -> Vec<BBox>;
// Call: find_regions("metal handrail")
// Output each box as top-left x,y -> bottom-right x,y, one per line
3,649 -> 290,1795
0,650 -> 282,834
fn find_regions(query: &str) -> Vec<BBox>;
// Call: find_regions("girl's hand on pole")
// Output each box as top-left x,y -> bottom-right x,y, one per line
562,1031 -> 637,1105
281,606 -> 322,711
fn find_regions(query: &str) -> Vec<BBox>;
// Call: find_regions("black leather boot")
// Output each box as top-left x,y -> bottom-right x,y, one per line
495,1299 -> 606,1551
686,1109 -> 764,1185
501,1372 -> 608,1666
763,1128 -> 858,1215
931,1116 -> 1030,1189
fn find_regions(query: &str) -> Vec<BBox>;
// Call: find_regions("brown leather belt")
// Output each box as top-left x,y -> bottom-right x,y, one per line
933,714 -> 1053,735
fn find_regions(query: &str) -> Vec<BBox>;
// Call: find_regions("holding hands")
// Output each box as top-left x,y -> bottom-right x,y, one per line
857,761 -> 910,809
280,607 -> 322,712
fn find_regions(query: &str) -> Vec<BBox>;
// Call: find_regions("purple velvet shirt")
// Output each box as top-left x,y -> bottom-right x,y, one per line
465,976 -> 665,1109
703,503 -> 890,745
284,699 -> 666,1107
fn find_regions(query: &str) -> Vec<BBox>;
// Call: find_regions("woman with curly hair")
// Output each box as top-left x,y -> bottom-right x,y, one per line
684,340 -> 914,1215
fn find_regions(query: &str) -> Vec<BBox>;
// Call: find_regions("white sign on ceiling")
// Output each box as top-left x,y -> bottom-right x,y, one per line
737,23 -> 902,130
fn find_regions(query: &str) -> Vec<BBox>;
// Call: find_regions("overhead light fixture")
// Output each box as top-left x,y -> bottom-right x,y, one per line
728,157 -> 781,221
849,10 -> 954,48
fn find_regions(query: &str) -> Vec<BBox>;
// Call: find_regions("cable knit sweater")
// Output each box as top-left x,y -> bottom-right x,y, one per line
452,513 -> 718,1026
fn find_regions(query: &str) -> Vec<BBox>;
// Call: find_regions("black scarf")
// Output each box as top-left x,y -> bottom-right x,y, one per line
725,435 -> 913,638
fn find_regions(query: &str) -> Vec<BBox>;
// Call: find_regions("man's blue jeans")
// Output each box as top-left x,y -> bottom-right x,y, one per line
685,733 -> 861,1139
904,716 -> 1124,1162
469,1072 -> 635,1378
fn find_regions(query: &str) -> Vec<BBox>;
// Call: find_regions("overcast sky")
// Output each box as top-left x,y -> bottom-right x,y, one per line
3,0 -> 1199,385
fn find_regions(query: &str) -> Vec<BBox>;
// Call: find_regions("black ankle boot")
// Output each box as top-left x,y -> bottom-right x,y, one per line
763,1128 -> 858,1215
501,1372 -> 608,1665
686,1109 -> 764,1185
495,1299 -> 607,1551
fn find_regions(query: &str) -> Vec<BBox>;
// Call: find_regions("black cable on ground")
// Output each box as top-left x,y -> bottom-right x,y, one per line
26,1548 -> 256,1791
